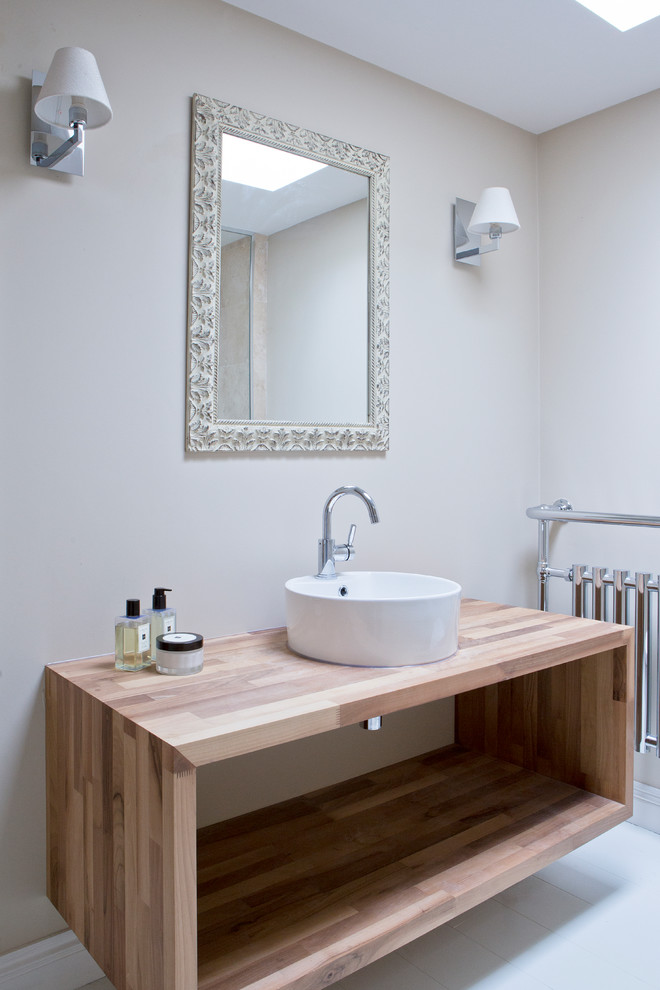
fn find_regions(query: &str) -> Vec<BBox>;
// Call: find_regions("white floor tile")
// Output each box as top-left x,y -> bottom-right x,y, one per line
554,884 -> 660,985
502,930 -> 653,990
449,893 -> 654,988
569,821 -> 660,884
534,852 -> 633,904
398,923 -> 549,990
452,898 -> 554,962
333,951 -> 447,990
435,964 -> 550,990
494,874 -> 594,932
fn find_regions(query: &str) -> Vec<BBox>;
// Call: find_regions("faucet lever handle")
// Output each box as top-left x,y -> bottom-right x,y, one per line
343,524 -> 357,561
334,524 -> 357,563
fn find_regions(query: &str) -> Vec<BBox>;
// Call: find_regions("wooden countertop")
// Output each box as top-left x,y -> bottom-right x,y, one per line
46,599 -> 631,767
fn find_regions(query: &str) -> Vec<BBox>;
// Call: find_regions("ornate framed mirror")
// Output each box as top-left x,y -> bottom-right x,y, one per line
186,95 -> 390,451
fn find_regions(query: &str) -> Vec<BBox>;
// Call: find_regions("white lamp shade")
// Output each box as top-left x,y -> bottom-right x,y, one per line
468,187 -> 520,235
34,47 -> 112,129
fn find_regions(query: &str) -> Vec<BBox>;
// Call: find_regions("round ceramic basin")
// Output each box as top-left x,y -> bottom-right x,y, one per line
285,571 -> 461,667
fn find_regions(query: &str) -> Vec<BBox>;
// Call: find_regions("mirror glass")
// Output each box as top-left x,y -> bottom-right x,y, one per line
186,96 -> 390,451
219,135 -> 369,424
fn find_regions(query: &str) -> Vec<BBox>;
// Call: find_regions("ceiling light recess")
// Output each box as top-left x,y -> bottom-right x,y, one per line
221,134 -> 326,191
573,0 -> 660,31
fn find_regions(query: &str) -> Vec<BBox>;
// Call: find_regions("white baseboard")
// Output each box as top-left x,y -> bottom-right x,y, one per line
0,930 -> 104,990
632,780 -> 660,834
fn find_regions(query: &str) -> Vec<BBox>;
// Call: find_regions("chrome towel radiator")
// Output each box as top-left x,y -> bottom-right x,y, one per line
528,498 -> 660,756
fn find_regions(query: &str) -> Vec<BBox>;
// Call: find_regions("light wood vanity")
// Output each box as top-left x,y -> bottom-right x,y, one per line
45,599 -> 633,990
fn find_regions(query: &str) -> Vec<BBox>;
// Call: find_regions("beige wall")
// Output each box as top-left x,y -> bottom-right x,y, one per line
539,89 -> 660,792
1,0 -> 539,955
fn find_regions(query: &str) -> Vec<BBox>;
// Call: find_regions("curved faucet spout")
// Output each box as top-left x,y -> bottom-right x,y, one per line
317,485 -> 379,578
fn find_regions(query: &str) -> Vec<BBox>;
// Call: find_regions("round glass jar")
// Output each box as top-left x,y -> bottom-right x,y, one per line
155,632 -> 204,675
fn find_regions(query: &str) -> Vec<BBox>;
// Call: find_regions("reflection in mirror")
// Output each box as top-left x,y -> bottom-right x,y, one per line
220,137 -> 369,423
187,96 -> 389,451
218,228 -> 253,420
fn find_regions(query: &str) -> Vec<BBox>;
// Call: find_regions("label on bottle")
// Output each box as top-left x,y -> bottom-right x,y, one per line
138,622 -> 150,652
163,616 -> 175,635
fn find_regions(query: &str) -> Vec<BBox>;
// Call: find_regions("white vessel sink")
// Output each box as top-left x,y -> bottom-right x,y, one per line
285,571 -> 461,667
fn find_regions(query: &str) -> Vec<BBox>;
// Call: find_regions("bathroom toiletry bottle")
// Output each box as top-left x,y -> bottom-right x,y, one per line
145,587 -> 176,664
115,599 -> 151,671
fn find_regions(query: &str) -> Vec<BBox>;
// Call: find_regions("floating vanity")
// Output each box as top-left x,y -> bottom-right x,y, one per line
45,599 -> 633,990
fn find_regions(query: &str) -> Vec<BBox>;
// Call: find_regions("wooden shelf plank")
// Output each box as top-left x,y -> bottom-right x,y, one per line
195,745 -> 628,990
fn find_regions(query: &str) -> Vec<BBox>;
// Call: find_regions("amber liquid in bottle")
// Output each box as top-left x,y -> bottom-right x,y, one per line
115,600 -> 150,671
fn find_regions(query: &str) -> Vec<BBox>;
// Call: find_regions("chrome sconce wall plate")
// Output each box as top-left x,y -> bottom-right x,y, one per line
29,47 -> 112,175
454,187 -> 519,266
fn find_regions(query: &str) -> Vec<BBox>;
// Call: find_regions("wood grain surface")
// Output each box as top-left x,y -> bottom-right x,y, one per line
456,646 -> 633,805
44,599 -> 633,990
46,673 -> 197,990
196,745 -> 627,990
47,599 -> 632,767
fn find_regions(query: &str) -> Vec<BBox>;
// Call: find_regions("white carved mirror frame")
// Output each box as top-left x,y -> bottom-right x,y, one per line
186,95 -> 390,452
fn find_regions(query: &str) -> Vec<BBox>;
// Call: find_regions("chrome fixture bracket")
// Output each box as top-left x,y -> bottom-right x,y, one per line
29,70 -> 84,175
453,197 -> 500,266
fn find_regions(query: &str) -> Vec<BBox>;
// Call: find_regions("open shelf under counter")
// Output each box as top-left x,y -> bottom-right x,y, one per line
45,599 -> 634,990
196,745 -> 626,990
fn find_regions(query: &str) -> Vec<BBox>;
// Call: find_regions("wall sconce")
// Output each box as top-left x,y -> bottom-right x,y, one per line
29,47 -> 112,176
454,187 -> 520,266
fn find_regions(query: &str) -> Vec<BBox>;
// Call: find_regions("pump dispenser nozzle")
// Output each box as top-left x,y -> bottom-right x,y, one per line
152,587 -> 172,609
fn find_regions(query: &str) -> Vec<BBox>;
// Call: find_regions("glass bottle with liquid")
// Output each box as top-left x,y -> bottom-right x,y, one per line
145,587 -> 176,664
115,599 -> 151,671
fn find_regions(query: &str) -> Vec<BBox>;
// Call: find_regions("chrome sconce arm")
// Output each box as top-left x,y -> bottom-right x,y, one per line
32,113 -> 85,170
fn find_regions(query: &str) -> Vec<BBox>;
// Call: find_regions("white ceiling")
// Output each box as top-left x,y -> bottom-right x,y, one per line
224,0 -> 660,133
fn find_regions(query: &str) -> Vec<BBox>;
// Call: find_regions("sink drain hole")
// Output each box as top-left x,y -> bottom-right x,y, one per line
339,585 -> 349,597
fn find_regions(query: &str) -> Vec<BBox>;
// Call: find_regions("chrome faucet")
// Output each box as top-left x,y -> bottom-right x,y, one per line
317,485 -> 379,578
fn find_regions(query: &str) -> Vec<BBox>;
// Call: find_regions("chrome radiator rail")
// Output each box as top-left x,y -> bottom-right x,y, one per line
527,502 -> 660,529
528,499 -> 660,756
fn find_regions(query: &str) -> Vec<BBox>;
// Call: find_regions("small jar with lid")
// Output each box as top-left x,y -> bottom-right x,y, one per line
155,632 -> 204,675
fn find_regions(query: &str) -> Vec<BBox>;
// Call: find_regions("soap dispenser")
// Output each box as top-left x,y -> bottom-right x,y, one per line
115,599 -> 151,671
145,587 -> 176,664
